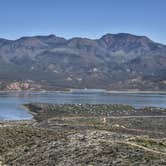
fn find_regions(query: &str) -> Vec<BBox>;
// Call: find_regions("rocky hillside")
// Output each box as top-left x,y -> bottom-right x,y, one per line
0,33 -> 166,90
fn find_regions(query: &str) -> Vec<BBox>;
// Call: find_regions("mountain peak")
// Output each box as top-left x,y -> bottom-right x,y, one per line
99,33 -> 153,49
101,33 -> 152,41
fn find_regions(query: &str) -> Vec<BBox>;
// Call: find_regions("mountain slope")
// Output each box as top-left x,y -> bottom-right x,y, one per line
0,33 -> 166,90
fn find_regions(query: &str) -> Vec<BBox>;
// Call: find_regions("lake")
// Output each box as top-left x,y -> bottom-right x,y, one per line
0,90 -> 166,120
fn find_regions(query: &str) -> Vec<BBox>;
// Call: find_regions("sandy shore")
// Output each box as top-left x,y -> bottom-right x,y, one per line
0,89 -> 166,93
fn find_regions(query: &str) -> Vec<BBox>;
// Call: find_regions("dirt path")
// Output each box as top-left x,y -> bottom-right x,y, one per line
120,141 -> 166,156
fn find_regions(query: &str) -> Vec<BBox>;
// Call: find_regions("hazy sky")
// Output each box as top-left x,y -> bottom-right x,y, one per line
0,0 -> 165,43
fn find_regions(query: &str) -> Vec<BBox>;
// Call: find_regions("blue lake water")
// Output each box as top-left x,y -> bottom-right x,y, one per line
0,90 -> 166,120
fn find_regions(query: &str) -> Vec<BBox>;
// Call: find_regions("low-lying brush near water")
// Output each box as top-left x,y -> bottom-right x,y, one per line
0,103 -> 166,165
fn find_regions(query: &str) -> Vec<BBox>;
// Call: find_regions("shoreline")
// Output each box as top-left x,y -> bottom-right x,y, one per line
0,119 -> 35,128
1,102 -> 166,122
106,90 -> 166,94
0,89 -> 166,94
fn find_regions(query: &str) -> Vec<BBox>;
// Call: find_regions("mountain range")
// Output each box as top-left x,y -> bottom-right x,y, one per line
0,33 -> 166,90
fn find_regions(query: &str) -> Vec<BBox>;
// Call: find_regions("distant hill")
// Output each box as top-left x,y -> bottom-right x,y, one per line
0,33 -> 166,90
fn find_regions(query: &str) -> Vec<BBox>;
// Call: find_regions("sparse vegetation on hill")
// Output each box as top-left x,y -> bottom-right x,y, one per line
0,33 -> 166,90
0,104 -> 166,165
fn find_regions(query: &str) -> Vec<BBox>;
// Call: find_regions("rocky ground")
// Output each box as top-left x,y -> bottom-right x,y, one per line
0,104 -> 166,165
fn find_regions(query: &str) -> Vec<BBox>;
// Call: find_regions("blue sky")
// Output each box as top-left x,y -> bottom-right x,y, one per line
0,0 -> 166,43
